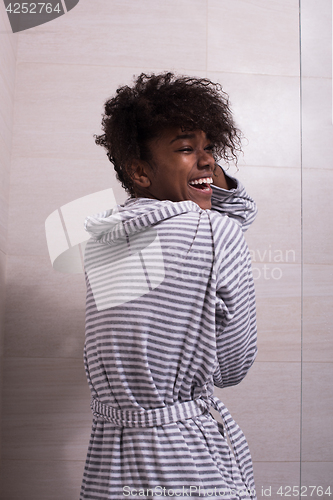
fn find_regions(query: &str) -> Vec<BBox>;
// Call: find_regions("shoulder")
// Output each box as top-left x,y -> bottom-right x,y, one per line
208,208 -> 242,236
208,209 -> 248,262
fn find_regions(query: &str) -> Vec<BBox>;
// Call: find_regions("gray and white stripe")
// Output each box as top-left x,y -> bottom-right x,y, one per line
80,178 -> 258,500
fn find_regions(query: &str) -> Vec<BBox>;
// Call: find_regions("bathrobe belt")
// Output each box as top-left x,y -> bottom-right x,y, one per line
91,396 -> 209,428
90,394 -> 255,500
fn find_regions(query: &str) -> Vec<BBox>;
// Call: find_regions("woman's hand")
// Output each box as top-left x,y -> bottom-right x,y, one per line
212,164 -> 237,190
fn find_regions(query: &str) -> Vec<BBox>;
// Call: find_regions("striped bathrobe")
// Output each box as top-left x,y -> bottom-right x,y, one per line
80,178 -> 258,500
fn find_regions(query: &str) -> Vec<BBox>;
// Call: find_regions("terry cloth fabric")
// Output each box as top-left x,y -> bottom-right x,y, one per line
80,176 -> 258,500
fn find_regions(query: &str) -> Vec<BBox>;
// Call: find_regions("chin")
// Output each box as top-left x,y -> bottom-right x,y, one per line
188,189 -> 212,210
196,200 -> 212,210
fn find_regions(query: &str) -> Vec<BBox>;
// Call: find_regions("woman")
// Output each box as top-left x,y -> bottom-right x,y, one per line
81,73 -> 257,500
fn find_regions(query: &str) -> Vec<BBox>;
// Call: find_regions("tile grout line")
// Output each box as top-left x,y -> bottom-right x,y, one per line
299,0 -> 304,494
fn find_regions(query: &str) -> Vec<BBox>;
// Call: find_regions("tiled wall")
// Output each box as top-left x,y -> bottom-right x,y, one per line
300,0 -> 333,490
0,0 -> 332,498
0,3 -> 17,456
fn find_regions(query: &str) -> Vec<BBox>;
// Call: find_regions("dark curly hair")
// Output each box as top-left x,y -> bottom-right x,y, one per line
95,72 -> 242,196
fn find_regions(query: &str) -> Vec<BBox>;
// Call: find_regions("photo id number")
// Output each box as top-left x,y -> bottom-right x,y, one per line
276,486 -> 331,497
6,3 -> 62,14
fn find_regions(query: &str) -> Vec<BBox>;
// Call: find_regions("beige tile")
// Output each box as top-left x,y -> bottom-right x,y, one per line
12,62 -> 123,161
303,296 -> 333,362
16,0 -> 207,71
0,0 -> 17,36
303,264 -> 333,297
301,362 -> 333,461
7,156 -> 126,257
2,357 -> 91,415
0,9 -> 17,82
300,0 -> 331,78
233,166 -> 301,259
302,266 -> 333,362
0,459 -> 85,500
0,193 -> 8,254
4,255 -> 86,358
2,412 -> 91,461
252,263 -> 301,299
0,21 -> 16,160
303,169 -> 333,264
0,132 -> 9,257
0,133 -> 11,194
214,361 -> 301,462
0,98 -> 13,150
0,70 -> 15,133
0,137 -> 10,180
233,164 -> 303,302
301,79 -> 333,170
256,296 -> 301,362
11,63 -> 157,160
208,73 -> 301,168
207,0 -> 300,76
12,66 -> 302,168
301,462 -> 333,497
253,462 -> 300,500
11,63 -> 210,161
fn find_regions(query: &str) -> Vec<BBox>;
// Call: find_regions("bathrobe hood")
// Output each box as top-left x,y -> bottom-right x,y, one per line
83,197 -> 206,312
85,197 -> 202,243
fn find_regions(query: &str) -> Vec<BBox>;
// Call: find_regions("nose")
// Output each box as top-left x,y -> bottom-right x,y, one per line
197,148 -> 215,170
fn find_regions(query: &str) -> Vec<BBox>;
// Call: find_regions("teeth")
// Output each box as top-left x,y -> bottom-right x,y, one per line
189,177 -> 213,186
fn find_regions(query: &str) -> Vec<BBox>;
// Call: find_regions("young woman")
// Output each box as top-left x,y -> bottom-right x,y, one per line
81,73 -> 258,500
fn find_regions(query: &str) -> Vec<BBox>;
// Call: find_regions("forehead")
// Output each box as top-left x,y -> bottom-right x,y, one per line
150,128 -> 208,148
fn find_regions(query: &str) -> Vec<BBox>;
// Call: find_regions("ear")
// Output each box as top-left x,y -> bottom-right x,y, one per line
130,160 -> 152,190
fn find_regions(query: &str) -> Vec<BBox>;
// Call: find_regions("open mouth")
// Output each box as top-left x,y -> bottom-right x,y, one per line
188,177 -> 213,192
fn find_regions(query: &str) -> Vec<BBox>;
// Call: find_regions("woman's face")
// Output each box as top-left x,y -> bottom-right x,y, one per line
136,128 -> 216,210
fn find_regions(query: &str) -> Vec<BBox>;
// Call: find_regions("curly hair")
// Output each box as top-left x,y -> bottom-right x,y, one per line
95,72 -> 242,196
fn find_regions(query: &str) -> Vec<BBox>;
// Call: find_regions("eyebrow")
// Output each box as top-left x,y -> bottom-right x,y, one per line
169,133 -> 196,144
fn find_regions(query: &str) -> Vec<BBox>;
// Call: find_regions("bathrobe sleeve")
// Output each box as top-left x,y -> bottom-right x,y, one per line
211,172 -> 257,232
210,214 -> 257,389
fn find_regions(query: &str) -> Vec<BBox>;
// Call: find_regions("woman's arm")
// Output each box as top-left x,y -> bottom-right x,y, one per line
211,165 -> 257,232
210,217 -> 257,388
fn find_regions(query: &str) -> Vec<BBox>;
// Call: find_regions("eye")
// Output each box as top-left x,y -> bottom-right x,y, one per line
178,147 -> 193,152
205,144 -> 215,152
